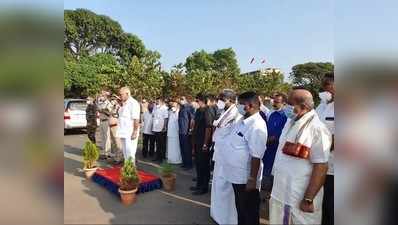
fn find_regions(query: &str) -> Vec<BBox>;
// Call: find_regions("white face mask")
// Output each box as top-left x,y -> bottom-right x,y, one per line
216,100 -> 226,110
180,100 -> 186,105
319,91 -> 332,103
237,104 -> 246,116
171,107 -> 177,112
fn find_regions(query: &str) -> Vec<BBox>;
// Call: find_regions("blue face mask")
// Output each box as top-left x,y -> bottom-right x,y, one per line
284,105 -> 297,119
237,104 -> 246,116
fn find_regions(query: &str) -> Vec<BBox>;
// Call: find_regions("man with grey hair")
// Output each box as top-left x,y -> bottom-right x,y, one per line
270,88 -> 332,225
116,87 -> 141,162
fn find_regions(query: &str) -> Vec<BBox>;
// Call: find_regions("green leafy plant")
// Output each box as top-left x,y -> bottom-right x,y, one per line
120,157 -> 140,191
159,162 -> 175,177
83,141 -> 99,169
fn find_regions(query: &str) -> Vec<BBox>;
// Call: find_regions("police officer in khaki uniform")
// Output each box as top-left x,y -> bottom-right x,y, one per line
97,90 -> 112,159
108,95 -> 123,164
85,96 -> 97,143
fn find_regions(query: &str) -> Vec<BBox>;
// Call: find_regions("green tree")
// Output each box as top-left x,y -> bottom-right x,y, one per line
64,9 -> 145,63
185,50 -> 215,74
64,53 -> 122,97
290,62 -> 334,103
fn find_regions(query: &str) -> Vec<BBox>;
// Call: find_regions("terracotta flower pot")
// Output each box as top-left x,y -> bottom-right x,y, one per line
119,188 -> 138,205
83,167 -> 98,179
161,173 -> 176,191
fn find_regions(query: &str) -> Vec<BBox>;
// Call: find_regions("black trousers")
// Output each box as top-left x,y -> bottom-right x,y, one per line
179,134 -> 193,168
154,131 -> 166,160
322,175 -> 334,225
142,134 -> 155,157
194,142 -> 210,191
232,183 -> 260,225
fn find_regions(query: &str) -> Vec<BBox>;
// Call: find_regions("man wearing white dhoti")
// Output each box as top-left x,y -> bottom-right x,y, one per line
210,89 -> 242,225
270,89 -> 332,225
115,87 -> 140,163
167,99 -> 182,164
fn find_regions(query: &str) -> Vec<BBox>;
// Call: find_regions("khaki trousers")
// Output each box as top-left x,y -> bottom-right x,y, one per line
99,120 -> 111,156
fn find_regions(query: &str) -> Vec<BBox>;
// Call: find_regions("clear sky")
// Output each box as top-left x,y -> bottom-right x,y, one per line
64,0 -> 334,78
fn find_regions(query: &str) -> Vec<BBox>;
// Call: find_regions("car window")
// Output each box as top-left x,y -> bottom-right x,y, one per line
68,101 -> 87,111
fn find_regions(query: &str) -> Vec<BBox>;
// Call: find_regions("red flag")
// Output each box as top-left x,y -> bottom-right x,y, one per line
261,59 -> 266,64
250,57 -> 255,64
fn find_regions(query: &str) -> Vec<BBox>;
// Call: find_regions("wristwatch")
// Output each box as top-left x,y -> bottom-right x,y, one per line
303,198 -> 313,204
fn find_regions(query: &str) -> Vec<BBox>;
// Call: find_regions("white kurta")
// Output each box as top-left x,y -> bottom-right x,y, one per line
167,110 -> 182,164
116,97 -> 140,161
210,105 -> 242,225
270,110 -> 331,225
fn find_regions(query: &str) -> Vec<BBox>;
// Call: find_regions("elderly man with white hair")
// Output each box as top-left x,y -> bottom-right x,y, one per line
116,87 -> 141,163
270,88 -> 332,225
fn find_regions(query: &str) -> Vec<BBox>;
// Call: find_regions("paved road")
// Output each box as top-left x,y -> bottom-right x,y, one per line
64,130 -> 268,224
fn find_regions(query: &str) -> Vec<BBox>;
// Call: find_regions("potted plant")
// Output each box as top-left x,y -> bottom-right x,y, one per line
82,141 -> 100,179
159,162 -> 176,191
119,157 -> 140,205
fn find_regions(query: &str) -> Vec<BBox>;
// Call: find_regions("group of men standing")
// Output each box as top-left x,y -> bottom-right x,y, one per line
84,72 -> 334,225
86,87 -> 140,164
209,73 -> 334,225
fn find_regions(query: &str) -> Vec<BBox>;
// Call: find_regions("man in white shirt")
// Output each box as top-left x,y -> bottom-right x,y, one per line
316,72 -> 335,225
270,89 -> 332,225
142,102 -> 155,158
210,89 -> 241,225
152,97 -> 169,162
115,87 -> 141,162
221,91 -> 268,225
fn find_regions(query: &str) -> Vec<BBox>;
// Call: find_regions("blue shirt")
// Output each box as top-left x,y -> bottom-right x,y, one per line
178,103 -> 195,135
262,109 -> 287,175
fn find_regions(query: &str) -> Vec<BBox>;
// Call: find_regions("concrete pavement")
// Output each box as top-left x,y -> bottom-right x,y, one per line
64,130 -> 268,224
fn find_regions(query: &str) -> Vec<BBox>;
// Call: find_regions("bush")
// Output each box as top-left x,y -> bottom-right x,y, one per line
159,162 -> 175,177
83,141 -> 99,169
120,157 -> 140,191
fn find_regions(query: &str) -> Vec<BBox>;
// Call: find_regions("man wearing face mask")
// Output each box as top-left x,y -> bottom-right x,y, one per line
220,91 -> 267,225
205,94 -> 218,172
210,89 -> 241,225
270,88 -> 331,225
167,99 -> 182,164
152,97 -> 169,162
178,96 -> 195,170
191,94 -> 216,195
261,93 -> 288,198
142,102 -> 155,158
316,72 -> 334,225
85,96 -> 98,144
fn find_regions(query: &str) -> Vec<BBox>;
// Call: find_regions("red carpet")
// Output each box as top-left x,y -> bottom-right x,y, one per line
92,166 -> 162,196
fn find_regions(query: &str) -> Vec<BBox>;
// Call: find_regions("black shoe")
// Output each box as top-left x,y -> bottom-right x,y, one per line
190,186 -> 200,191
192,189 -> 208,195
192,178 -> 197,182
152,158 -> 159,162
